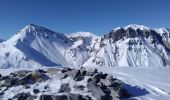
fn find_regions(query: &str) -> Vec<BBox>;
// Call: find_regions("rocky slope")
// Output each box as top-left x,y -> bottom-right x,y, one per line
84,24 -> 170,67
0,67 -> 129,100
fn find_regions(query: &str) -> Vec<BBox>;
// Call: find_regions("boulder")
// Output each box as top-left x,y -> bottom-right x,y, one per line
40,95 -> 53,100
36,69 -> 46,73
61,67 -> 72,73
33,89 -> 40,93
4,77 -> 18,87
59,83 -> 71,93
12,93 -> 35,100
47,68 -> 61,75
55,73 -> 68,80
67,93 -> 81,100
64,69 -> 80,80
79,67 -> 87,75
85,68 -> 98,76
16,71 -> 49,85
92,73 -> 103,83
55,95 -> 68,100
87,83 -> 106,100
75,75 -> 84,81
73,85 -> 85,91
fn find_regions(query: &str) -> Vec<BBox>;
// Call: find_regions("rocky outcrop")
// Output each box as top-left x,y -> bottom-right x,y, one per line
0,67 -> 130,100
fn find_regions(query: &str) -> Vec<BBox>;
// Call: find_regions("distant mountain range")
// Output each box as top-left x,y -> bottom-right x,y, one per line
0,39 -> 4,43
0,24 -> 170,68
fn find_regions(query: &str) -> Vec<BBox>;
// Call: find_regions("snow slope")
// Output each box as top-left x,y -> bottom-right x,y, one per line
85,66 -> 170,100
0,24 -> 70,68
0,24 -> 95,68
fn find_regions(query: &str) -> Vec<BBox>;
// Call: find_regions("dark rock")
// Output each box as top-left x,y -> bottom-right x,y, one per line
73,85 -> 85,91
80,95 -> 92,100
64,69 -> 80,80
59,83 -> 71,93
12,93 -> 34,100
11,70 -> 31,78
55,95 -> 68,100
75,75 -> 84,81
87,78 -> 93,83
24,84 -> 31,89
87,83 -> 106,100
55,73 -> 68,79
40,95 -> 53,100
67,93 -> 81,100
92,73 -> 103,83
33,89 -> 40,93
4,77 -> 18,87
37,69 -> 46,73
62,67 -> 72,73
80,67 -> 87,75
16,71 -> 49,85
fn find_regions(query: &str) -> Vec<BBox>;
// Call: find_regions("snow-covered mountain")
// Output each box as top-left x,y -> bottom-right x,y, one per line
84,24 -> 170,67
0,39 -> 4,43
0,24 -> 170,68
0,24 -> 90,68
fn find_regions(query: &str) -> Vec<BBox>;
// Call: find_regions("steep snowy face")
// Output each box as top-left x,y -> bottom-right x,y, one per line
0,24 -> 73,68
64,32 -> 99,66
84,25 -> 170,67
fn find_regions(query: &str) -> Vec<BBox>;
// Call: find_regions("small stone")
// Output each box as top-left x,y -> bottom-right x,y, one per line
33,89 -> 40,93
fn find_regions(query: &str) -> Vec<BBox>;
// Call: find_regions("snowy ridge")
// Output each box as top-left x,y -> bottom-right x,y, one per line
84,25 -> 170,67
0,24 -> 170,68
0,39 -> 4,43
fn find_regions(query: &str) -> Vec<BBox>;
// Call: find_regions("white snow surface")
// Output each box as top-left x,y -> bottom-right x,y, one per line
0,25 -> 91,68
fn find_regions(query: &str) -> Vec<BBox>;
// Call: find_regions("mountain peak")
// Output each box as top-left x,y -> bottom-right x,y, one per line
69,31 -> 99,39
22,24 -> 47,32
124,24 -> 150,30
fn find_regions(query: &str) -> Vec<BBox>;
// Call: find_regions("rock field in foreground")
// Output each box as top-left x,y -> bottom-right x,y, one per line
0,67 -> 130,100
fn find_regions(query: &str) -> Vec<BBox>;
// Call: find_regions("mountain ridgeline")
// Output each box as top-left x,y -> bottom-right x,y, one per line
0,24 -> 170,68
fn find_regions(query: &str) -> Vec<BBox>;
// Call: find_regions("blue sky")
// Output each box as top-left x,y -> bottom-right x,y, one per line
0,0 -> 170,39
